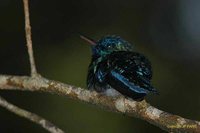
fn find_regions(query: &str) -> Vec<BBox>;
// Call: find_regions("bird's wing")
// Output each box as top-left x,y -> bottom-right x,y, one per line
108,70 -> 149,99
105,51 -> 157,98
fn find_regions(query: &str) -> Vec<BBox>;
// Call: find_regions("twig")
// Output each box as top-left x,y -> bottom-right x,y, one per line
23,0 -> 37,77
0,95 -> 64,133
1,0 -> 198,132
0,1 -> 65,132
0,75 -> 199,133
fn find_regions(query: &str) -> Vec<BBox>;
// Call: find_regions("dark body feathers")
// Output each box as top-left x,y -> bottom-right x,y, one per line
87,51 -> 157,100
82,35 -> 158,100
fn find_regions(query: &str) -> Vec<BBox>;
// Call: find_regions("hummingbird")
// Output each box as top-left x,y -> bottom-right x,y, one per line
80,34 -> 158,101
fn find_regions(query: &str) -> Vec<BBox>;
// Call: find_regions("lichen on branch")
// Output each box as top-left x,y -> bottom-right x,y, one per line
0,75 -> 199,133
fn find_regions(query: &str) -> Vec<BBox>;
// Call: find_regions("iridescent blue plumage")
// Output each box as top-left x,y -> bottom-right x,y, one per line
81,35 -> 158,101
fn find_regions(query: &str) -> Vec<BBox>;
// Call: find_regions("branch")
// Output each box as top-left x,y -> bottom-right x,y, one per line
0,75 -> 199,133
0,95 -> 64,133
23,0 -> 38,76
0,1 -> 65,132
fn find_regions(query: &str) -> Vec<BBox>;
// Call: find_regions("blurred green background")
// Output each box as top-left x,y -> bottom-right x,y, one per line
0,0 -> 200,132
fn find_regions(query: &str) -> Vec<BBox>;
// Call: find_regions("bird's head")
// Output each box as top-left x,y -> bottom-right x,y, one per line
80,35 -> 134,57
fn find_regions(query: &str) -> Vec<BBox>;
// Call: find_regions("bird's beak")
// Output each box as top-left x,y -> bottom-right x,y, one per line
79,34 -> 97,45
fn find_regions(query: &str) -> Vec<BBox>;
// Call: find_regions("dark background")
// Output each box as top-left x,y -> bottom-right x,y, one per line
0,0 -> 200,132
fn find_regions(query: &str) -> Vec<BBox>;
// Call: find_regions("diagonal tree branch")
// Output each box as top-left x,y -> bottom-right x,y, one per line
0,95 -> 64,133
0,1 -> 64,133
23,0 -> 38,77
1,0 -> 199,132
0,75 -> 199,133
